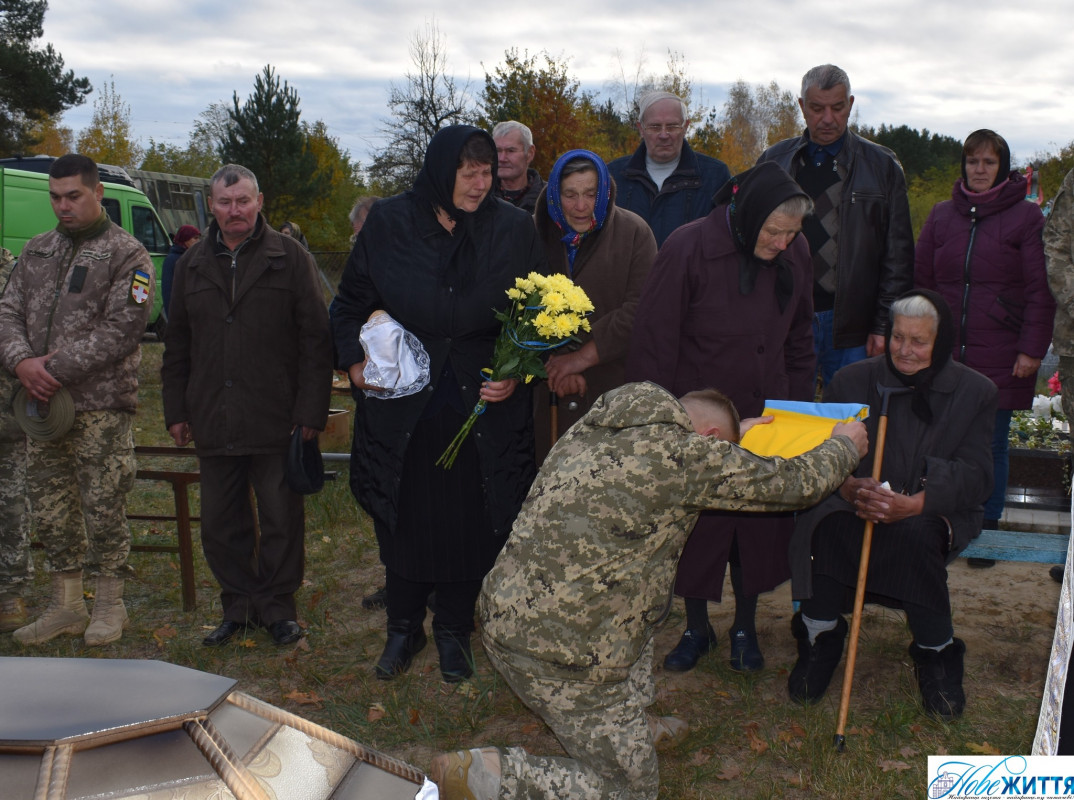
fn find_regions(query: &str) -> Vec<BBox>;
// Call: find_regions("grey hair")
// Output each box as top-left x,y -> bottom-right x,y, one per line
210,163 -> 259,195
639,91 -> 687,124
773,194 -> 814,219
348,195 -> 379,226
492,120 -> 534,148
890,294 -> 940,326
560,157 -> 598,181
800,64 -> 852,100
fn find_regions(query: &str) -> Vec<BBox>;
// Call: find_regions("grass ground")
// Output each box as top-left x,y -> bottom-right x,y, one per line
0,339 -> 1057,798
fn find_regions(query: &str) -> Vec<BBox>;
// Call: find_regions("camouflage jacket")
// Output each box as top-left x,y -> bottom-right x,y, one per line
0,249 -> 19,429
0,215 -> 153,412
1046,168 -> 1074,357
479,381 -> 860,683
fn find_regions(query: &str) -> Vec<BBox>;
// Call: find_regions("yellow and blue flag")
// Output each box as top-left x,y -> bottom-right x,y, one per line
740,399 -> 869,458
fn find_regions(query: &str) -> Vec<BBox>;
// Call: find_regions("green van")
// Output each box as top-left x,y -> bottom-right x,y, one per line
0,166 -> 170,336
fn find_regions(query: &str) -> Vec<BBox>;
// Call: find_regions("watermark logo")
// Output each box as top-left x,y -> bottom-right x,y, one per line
927,755 -> 1074,798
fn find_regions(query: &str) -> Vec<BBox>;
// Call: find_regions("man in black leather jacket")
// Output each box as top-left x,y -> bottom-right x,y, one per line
758,64 -> 913,385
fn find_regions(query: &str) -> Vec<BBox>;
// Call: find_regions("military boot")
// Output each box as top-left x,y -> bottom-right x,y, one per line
85,575 -> 129,646
0,596 -> 27,632
13,571 -> 89,645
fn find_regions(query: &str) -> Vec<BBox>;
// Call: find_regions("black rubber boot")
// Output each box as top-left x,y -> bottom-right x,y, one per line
788,612 -> 848,704
374,620 -> 427,680
434,626 -> 474,683
909,638 -> 966,721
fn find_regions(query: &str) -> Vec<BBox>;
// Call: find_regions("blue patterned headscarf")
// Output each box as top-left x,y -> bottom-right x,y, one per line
545,149 -> 611,275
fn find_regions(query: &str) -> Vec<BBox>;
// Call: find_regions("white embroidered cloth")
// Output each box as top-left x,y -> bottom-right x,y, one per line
359,312 -> 430,399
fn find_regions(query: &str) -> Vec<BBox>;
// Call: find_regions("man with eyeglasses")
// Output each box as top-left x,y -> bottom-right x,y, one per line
493,120 -> 546,214
607,91 -> 730,246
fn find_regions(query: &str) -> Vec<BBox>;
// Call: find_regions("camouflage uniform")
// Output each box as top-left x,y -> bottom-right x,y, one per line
1045,168 -> 1074,426
0,213 -> 152,578
0,249 -> 30,596
479,382 -> 860,799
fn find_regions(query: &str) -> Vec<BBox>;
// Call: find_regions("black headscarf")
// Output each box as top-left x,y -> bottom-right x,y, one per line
960,129 -> 1011,190
712,161 -> 809,312
883,288 -> 955,424
412,124 -> 498,224
410,125 -> 498,285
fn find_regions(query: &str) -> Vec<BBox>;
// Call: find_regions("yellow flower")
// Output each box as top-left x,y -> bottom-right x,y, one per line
533,311 -> 557,338
555,313 -> 578,337
564,285 -> 595,313
506,287 -> 524,301
524,374 -> 534,384
541,290 -> 568,313
515,276 -> 536,295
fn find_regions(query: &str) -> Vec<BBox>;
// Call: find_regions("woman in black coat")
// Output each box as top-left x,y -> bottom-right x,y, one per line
787,289 -> 995,721
330,126 -> 544,682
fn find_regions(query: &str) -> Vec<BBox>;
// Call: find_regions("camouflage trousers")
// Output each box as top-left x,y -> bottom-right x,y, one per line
0,407 -> 30,596
1061,357 -> 1074,436
485,637 -> 660,800
27,410 -> 135,577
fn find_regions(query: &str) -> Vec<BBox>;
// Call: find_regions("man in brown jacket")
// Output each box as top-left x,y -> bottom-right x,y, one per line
162,164 -> 332,647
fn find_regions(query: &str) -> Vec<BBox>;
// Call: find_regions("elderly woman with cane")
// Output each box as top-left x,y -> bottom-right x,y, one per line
532,149 -> 656,461
787,289 -> 995,721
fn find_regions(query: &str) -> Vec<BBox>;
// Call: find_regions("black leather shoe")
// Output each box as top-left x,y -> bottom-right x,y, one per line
268,619 -> 303,646
361,586 -> 387,611
434,628 -> 474,683
663,625 -> 717,672
375,621 -> 427,680
202,619 -> 249,647
728,628 -> 765,672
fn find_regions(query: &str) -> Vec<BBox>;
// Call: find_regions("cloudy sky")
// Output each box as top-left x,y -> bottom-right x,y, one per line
40,0 -> 1074,169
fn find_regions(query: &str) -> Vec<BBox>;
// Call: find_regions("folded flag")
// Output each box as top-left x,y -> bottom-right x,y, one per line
740,399 -> 869,458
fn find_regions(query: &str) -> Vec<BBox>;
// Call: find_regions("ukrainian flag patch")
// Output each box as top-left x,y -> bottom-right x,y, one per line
130,270 -> 151,305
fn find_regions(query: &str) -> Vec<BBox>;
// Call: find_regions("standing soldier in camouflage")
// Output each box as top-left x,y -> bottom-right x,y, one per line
430,382 -> 867,799
0,246 -> 30,632
0,154 -> 153,646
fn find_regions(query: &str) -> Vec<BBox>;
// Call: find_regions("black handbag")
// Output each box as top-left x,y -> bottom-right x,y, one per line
286,426 -> 325,494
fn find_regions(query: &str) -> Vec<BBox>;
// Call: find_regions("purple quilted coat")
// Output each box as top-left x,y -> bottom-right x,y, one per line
915,172 -> 1054,409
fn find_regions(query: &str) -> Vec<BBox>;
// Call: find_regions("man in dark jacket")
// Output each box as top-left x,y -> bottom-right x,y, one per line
161,164 -> 332,647
758,64 -> 913,385
493,120 -> 545,213
607,91 -> 730,247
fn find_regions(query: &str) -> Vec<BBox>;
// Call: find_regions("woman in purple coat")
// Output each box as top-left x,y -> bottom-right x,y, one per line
916,129 -> 1055,549
627,161 -> 816,673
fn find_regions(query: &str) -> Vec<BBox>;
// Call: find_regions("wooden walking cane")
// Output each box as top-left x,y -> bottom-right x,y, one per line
834,382 -> 913,751
549,391 -> 560,449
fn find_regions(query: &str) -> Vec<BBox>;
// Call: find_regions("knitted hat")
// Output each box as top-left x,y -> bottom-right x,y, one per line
175,225 -> 200,245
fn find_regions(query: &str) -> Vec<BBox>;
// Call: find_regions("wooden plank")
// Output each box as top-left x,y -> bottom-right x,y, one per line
960,529 -> 1069,564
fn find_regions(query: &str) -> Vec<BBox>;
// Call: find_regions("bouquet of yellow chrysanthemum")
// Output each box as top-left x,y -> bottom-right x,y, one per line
436,271 -> 594,468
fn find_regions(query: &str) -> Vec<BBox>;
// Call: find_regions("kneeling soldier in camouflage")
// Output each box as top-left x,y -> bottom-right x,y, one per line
431,381 -> 867,799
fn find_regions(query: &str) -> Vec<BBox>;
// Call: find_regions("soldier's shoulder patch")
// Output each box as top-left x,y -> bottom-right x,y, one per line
129,269 -> 151,305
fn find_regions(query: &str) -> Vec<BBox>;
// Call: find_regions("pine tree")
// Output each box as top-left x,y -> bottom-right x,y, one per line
221,65 -> 326,222
0,0 -> 91,155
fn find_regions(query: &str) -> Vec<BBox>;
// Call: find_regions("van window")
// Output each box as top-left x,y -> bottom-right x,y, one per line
132,205 -> 170,253
102,198 -> 122,226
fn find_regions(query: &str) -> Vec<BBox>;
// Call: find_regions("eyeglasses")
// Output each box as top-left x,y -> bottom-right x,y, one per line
642,123 -> 684,135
